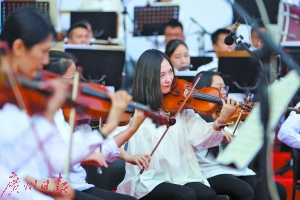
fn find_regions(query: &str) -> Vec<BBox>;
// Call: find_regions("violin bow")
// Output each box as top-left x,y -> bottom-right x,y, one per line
138,74 -> 202,176
63,70 -> 80,180
232,93 -> 252,135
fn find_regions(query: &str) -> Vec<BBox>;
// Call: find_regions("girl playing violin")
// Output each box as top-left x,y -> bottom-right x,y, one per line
192,71 -> 287,200
115,49 -> 239,200
44,50 -> 152,200
0,7 -> 131,200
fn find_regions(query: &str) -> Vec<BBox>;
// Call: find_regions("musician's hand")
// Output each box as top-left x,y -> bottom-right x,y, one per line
83,152 -> 108,168
218,98 -> 239,123
101,91 -> 132,136
125,154 -> 151,170
129,109 -> 147,132
38,79 -> 69,123
223,131 -> 233,142
24,176 -> 75,200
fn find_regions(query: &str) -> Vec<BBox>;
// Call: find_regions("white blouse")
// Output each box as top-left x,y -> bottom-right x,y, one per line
116,109 -> 224,199
0,104 -> 104,199
194,144 -> 255,179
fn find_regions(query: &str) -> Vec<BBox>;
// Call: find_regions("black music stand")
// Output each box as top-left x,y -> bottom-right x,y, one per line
175,71 -> 198,83
133,5 -> 179,37
64,45 -> 125,91
218,56 -> 261,95
190,56 -> 213,70
70,12 -> 118,40
1,1 -> 49,27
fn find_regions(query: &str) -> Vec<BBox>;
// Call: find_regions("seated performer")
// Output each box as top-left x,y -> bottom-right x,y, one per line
113,49 -> 239,200
192,71 -> 287,200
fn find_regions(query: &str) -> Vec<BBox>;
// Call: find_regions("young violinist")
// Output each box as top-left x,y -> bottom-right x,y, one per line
44,50 -> 152,200
114,49 -> 239,200
165,39 -> 191,71
192,71 -> 287,200
0,7 -> 130,200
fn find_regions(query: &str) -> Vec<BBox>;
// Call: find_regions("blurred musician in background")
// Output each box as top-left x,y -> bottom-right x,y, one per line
197,28 -> 235,72
165,39 -> 191,71
66,22 -> 90,45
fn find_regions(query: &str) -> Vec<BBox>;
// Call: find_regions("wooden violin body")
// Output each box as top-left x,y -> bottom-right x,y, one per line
163,78 -> 222,116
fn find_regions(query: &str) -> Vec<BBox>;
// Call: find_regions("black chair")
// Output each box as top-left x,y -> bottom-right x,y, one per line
292,148 -> 300,200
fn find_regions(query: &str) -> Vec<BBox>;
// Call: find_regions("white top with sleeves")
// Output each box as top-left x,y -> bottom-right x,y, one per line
193,144 -> 255,179
53,110 -> 120,191
0,103 -> 103,199
278,102 -> 300,149
116,109 -> 224,199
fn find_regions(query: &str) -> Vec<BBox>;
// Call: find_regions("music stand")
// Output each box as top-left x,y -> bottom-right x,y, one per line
70,12 -> 118,40
63,44 -> 125,91
190,56 -> 213,70
175,71 -> 198,83
1,1 -> 49,28
133,5 -> 179,37
217,52 -> 261,95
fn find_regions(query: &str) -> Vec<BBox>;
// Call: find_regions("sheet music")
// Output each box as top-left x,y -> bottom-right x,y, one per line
217,70 -> 300,169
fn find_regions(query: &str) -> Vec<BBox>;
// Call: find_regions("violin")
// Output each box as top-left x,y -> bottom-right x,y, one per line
38,70 -> 174,126
162,78 -> 254,116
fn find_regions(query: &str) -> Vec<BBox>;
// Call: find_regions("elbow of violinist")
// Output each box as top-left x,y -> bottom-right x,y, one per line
213,98 -> 240,131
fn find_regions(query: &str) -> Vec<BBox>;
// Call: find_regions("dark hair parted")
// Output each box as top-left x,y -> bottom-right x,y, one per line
67,22 -> 88,38
164,19 -> 184,32
192,70 -> 227,159
165,39 -> 188,57
1,6 -> 56,49
211,28 -> 231,44
132,49 -> 174,111
44,50 -> 75,76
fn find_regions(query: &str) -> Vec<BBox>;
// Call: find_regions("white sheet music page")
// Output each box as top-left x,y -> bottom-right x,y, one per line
216,70 -> 300,169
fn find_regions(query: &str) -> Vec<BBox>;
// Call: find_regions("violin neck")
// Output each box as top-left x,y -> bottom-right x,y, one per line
193,92 -> 222,104
81,86 -> 152,113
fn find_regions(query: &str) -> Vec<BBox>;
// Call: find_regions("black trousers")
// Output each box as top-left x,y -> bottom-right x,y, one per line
207,174 -> 287,200
140,182 -> 218,200
74,187 -> 137,200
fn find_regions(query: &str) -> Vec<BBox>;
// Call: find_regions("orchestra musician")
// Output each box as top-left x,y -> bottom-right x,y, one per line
192,71 -> 287,200
66,22 -> 90,45
0,7 -> 131,200
44,50 -> 153,200
114,49 -> 239,200
165,39 -> 191,71
197,28 -> 235,72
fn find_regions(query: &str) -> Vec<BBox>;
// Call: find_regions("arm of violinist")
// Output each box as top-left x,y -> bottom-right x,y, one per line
83,152 -> 108,168
113,109 -> 147,147
100,91 -> 132,137
118,148 -> 151,170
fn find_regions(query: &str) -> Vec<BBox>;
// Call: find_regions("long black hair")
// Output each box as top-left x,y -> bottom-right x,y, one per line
44,51 -> 75,76
1,6 -> 56,49
132,49 -> 174,111
165,39 -> 188,57
193,70 -> 227,158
